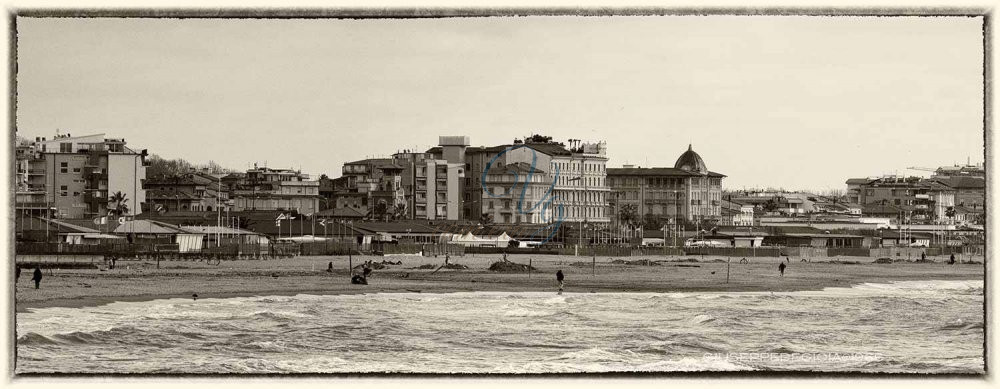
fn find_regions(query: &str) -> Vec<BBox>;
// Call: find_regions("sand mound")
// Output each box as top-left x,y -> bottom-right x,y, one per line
488,261 -> 536,272
610,259 -> 659,266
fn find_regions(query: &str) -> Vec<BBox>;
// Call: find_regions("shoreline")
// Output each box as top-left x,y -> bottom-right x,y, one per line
15,255 -> 985,312
19,276 -> 985,313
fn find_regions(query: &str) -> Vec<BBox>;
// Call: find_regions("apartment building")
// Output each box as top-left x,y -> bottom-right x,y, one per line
223,166 -> 320,214
16,133 -> 147,219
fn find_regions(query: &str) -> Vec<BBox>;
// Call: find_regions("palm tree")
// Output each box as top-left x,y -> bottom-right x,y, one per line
108,191 -> 129,217
392,202 -> 408,220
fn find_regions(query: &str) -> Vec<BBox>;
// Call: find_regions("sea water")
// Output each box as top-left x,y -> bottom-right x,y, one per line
16,280 -> 984,374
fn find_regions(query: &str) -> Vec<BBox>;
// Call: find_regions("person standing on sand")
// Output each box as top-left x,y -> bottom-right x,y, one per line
778,262 -> 786,277
950,253 -> 956,265
556,270 -> 565,292
31,266 -> 42,289
15,266 -> 20,284
921,252 -> 926,261
327,262 -> 333,273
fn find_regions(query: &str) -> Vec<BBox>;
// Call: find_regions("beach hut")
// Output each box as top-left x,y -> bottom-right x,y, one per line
113,220 -> 206,253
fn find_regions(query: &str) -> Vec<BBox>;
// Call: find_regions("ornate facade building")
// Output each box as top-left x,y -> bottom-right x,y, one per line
607,145 -> 725,226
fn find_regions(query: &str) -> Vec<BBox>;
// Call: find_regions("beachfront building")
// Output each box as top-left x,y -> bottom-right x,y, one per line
427,134 -> 610,225
393,139 -> 466,220
15,133 -> 148,219
929,175 -> 985,212
550,139 -> 611,225
481,161 -> 555,224
411,157 -> 464,220
928,162 -> 985,179
223,166 -> 320,214
332,158 -> 407,220
14,136 -> 51,219
143,169 -> 231,213
845,176 -> 956,224
726,191 -> 817,216
720,199 -> 754,226
317,174 -> 336,211
607,145 -> 725,227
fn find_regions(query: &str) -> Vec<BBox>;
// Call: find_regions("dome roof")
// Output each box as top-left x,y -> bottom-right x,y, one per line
674,144 -> 708,174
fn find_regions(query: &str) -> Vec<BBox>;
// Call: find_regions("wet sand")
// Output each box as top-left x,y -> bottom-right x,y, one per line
14,253 -> 984,312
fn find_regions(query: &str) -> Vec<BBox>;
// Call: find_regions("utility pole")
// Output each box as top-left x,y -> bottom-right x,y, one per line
726,258 -> 730,284
592,226 -> 596,277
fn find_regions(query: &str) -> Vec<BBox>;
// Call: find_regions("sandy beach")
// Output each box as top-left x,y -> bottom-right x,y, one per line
14,253 -> 984,312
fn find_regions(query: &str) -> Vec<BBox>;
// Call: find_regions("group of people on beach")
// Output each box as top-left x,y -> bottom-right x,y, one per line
14,265 -> 44,289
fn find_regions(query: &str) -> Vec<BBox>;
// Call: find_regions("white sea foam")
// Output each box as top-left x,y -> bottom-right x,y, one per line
15,280 -> 985,374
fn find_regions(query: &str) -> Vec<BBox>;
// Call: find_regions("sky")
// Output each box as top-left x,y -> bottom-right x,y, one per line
14,15 -> 985,191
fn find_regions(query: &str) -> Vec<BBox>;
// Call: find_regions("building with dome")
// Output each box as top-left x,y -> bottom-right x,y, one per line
607,144 -> 725,227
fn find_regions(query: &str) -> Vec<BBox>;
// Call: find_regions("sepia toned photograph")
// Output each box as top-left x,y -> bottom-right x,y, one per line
7,8 -> 988,377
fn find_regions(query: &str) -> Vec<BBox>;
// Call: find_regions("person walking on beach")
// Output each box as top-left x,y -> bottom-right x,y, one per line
921,252 -> 926,261
556,270 -> 565,292
778,262 -> 786,277
327,262 -> 333,273
950,253 -> 956,265
31,266 -> 42,289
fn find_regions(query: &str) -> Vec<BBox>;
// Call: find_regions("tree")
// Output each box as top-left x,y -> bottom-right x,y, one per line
146,154 -> 194,178
479,213 -> 495,226
145,154 -> 237,178
618,204 -> 638,227
373,200 -> 388,222
392,202 -> 408,220
108,191 -> 129,217
235,216 -> 255,230
945,206 -> 956,224
761,198 -> 779,214
642,213 -> 664,231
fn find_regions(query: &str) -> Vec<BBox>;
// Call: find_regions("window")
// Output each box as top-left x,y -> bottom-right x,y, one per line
60,168 -> 67,174
60,143 -> 72,152
73,192 -> 79,196
60,185 -> 67,190
60,162 -> 68,167
73,168 -> 81,173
